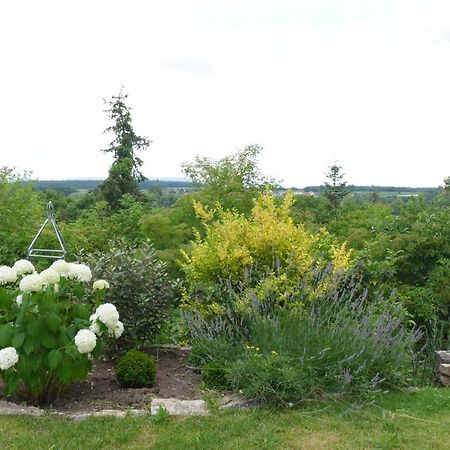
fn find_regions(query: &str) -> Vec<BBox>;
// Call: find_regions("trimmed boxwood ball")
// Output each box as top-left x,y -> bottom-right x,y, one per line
115,350 -> 157,388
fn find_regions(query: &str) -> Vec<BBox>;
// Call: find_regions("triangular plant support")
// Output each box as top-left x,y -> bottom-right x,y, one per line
27,201 -> 67,261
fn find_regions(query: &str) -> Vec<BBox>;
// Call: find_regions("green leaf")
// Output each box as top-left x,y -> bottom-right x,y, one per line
12,332 -> 26,349
40,334 -> 56,349
65,345 -> 80,359
73,304 -> 90,320
55,362 -> 73,384
73,284 -> 85,300
27,319 -> 44,338
17,357 -> 38,378
23,338 -> 35,356
48,349 -> 63,370
44,313 -> 61,333
0,324 -> 14,347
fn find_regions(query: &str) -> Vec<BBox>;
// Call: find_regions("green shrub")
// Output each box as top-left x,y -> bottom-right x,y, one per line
85,239 -> 176,350
189,337 -> 238,389
116,350 -> 157,388
328,199 -> 450,325
0,167 -> 44,265
0,260 -> 122,406
180,192 -> 352,315
186,274 -> 422,406
201,361 -> 230,389
63,194 -> 147,257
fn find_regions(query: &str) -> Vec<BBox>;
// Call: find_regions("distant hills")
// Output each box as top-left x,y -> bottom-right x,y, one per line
301,185 -> 438,193
31,179 -> 193,192
29,179 -> 439,197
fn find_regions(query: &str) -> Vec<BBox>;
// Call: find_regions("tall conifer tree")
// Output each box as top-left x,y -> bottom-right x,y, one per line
323,163 -> 350,210
100,89 -> 150,208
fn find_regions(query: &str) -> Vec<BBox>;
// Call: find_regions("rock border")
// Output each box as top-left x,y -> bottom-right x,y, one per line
0,394 -> 250,420
435,351 -> 450,386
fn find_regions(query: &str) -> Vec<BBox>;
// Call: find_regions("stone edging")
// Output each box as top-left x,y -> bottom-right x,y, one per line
0,394 -> 249,420
435,351 -> 450,386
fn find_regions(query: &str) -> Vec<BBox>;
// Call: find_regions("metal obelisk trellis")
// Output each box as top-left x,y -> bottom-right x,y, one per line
27,201 -> 67,261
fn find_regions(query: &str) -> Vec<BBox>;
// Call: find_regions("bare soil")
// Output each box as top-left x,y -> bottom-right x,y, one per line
1,347 -> 202,413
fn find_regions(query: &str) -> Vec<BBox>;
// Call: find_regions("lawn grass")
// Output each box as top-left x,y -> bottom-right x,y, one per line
1,388 -> 450,449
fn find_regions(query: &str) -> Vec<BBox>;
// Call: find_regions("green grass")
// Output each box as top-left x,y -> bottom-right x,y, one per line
1,388 -> 450,449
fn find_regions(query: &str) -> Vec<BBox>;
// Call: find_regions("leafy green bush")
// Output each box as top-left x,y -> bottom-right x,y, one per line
327,198 -> 450,325
180,192 -> 352,315
86,240 -> 176,350
63,194 -> 147,257
187,274 -> 421,405
0,260 -> 122,405
0,167 -> 43,264
115,350 -> 156,388
189,336 -> 237,389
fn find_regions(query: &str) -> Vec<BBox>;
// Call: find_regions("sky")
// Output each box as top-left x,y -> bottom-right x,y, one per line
0,0 -> 449,188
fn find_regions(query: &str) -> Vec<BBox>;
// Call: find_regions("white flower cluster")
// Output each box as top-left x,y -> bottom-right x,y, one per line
112,321 -> 124,339
50,259 -> 70,277
93,279 -> 109,291
74,329 -> 97,354
77,303 -> 122,354
89,303 -> 123,339
89,314 -> 101,335
39,268 -> 60,286
67,263 -> 92,283
2,260 -> 94,291
19,274 -> 44,293
12,260 -> 35,276
0,266 -> 17,285
96,303 -> 119,327
0,347 -> 19,370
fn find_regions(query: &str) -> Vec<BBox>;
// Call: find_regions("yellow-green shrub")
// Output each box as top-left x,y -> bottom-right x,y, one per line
180,192 -> 352,313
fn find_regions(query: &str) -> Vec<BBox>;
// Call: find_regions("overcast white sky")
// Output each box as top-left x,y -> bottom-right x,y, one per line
1,0 -> 449,187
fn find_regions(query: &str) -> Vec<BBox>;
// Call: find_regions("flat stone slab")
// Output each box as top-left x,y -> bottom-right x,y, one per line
219,393 -> 252,410
0,400 -> 44,417
435,351 -> 450,373
0,395 -> 252,419
440,363 -> 450,377
71,409 -> 148,421
439,374 -> 450,387
151,398 -> 209,416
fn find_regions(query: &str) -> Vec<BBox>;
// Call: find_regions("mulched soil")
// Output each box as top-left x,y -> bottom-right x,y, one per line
1,347 -> 202,413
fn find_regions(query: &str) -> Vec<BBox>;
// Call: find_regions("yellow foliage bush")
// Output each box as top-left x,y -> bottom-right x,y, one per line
180,192 -> 352,312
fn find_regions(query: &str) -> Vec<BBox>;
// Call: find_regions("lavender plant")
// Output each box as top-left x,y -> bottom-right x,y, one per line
186,272 -> 422,405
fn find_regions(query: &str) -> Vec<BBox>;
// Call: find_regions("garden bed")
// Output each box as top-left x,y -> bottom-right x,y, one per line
0,347 -> 202,414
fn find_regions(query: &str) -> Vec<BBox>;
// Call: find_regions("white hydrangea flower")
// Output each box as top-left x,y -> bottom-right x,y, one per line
0,347 -> 19,370
12,259 -> 35,276
50,260 -> 70,277
96,303 -> 120,327
39,268 -> 60,286
89,313 -> 98,322
112,321 -> 124,339
92,279 -> 110,291
16,295 -> 23,306
89,321 -> 101,336
68,263 -> 92,283
67,263 -> 78,279
76,264 -> 92,282
0,266 -> 17,285
88,314 -> 102,335
19,274 -> 44,293
74,329 -> 97,354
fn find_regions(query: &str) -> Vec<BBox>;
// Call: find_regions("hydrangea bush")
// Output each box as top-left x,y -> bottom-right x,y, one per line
0,259 -> 123,405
